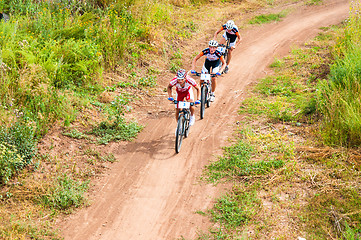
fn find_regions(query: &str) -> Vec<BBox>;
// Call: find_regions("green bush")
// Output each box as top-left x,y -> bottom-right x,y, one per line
89,119 -> 142,144
210,189 -> 261,229
39,174 -> 89,210
316,1 -> 361,146
0,121 -> 37,184
0,121 -> 37,164
0,142 -> 24,184
317,41 -> 361,146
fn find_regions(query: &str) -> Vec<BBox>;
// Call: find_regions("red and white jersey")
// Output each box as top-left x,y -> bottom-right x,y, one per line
169,76 -> 198,93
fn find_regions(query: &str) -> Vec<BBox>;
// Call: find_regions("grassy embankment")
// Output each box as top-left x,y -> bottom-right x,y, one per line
198,1 -> 361,239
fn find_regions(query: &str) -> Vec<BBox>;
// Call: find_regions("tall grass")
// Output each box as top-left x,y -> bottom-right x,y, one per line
0,0 -> 201,137
0,0 -> 202,183
317,1 -> 361,146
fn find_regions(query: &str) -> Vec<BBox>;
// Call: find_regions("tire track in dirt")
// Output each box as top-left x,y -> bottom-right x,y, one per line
59,1 -> 349,239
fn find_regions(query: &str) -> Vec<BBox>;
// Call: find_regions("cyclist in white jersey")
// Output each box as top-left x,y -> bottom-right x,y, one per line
190,40 -> 226,102
167,69 -> 200,126
213,20 -> 242,73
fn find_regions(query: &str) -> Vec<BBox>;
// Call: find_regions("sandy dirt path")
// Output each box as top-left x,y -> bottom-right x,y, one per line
59,1 -> 349,239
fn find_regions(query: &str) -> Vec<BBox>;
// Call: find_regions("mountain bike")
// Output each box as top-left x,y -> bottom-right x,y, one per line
173,100 -> 194,153
192,72 -> 217,119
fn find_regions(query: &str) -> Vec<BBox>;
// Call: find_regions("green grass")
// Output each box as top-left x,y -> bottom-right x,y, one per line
316,2 -> 361,146
306,0 -> 323,6
249,11 -> 287,25
38,174 -> 89,211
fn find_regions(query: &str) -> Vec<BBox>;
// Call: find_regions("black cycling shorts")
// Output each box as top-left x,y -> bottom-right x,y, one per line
226,32 -> 237,43
204,59 -> 221,72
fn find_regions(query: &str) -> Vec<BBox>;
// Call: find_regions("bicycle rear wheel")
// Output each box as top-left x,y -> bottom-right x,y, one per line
223,49 -> 229,64
175,115 -> 184,153
200,86 -> 206,119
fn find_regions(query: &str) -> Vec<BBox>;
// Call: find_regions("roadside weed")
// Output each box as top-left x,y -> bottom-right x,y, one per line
39,174 -> 89,211
249,11 -> 287,25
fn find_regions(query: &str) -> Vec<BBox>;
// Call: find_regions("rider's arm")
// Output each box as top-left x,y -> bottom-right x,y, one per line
235,32 -> 242,47
194,84 -> 200,100
219,56 -> 226,73
213,27 -> 223,39
191,52 -> 204,70
167,84 -> 173,98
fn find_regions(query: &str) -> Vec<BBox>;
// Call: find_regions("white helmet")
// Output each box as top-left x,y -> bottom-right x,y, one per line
208,39 -> 218,47
226,20 -> 234,30
176,69 -> 187,79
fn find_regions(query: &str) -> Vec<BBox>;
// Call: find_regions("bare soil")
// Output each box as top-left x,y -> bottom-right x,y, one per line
57,1 -> 349,239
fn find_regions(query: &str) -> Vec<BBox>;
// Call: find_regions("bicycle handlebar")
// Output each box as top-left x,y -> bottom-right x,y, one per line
172,100 -> 195,106
191,71 -> 218,77
219,44 -> 231,49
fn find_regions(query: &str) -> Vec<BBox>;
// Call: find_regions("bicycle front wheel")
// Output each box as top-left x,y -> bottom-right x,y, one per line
175,115 -> 184,153
184,112 -> 191,138
206,85 -> 211,108
200,85 -> 206,119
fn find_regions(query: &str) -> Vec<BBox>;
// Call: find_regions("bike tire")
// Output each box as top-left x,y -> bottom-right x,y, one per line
224,49 -> 229,65
206,86 -> 211,108
200,86 -> 206,119
175,115 -> 184,153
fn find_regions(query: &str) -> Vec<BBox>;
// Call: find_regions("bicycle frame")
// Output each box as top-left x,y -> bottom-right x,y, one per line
174,101 -> 193,153
192,72 -> 217,119
219,39 -> 231,64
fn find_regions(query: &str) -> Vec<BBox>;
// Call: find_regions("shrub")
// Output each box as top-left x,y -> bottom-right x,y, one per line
0,142 -> 24,184
0,121 -> 37,164
39,174 -> 89,210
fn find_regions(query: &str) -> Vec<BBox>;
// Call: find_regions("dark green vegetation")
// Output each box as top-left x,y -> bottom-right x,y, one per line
198,3 -> 361,239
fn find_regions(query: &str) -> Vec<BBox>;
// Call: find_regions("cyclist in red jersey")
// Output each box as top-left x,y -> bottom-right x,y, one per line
167,69 -> 200,126
213,20 -> 242,73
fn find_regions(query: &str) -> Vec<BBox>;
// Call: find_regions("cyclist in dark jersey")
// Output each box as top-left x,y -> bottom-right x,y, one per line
213,20 -> 242,73
190,40 -> 226,102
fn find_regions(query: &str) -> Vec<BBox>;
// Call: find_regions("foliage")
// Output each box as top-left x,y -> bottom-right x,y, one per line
0,121 -> 37,164
0,0 -> 197,138
0,142 -> 24,184
248,11 -> 287,24
317,1 -> 361,146
39,174 -> 89,210
0,121 -> 37,184
89,119 -> 142,144
210,187 -> 261,229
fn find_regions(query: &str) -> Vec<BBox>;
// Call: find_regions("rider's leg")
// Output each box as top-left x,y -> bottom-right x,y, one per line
186,89 -> 196,125
211,76 -> 216,93
190,105 -> 195,116
187,91 -> 195,117
175,108 -> 180,121
227,48 -> 233,65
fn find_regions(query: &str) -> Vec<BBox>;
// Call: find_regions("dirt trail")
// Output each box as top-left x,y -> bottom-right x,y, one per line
59,1 -> 349,239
